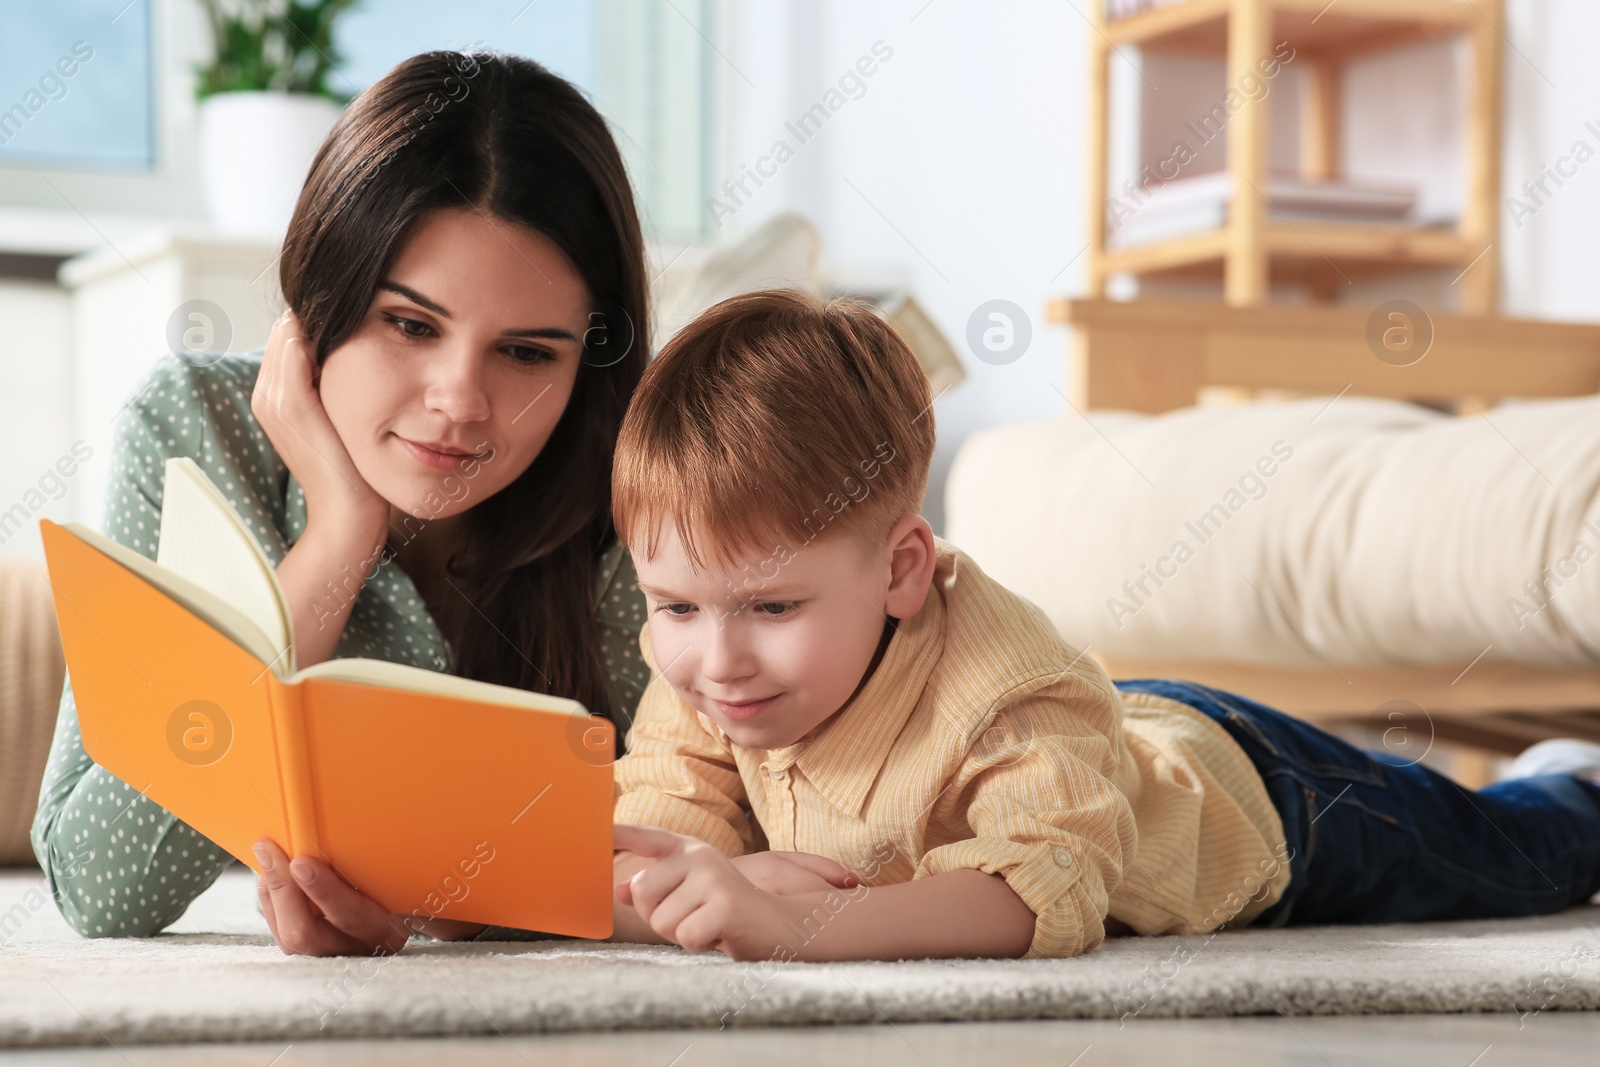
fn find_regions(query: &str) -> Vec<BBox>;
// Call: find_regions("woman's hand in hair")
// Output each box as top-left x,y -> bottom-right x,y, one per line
254,310 -> 391,669
252,309 -> 389,535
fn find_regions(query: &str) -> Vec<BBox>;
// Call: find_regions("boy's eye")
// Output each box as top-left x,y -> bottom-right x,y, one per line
384,313 -> 433,339
756,601 -> 796,617
655,602 -> 695,617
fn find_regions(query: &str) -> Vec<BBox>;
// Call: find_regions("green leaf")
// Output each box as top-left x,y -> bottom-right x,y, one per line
192,0 -> 362,102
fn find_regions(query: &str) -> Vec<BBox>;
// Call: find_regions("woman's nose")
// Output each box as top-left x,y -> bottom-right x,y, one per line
424,345 -> 492,423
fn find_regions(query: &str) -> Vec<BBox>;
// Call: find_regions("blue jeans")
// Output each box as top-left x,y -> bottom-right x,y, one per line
1114,679 -> 1600,927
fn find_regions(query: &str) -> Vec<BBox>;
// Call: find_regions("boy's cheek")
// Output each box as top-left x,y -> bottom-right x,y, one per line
648,631 -> 695,687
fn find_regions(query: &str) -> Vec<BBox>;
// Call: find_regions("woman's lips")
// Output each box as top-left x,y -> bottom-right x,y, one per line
711,695 -> 779,720
396,435 -> 480,471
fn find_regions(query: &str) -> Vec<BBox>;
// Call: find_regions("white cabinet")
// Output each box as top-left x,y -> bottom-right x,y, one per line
57,228 -> 281,533
0,281 -> 72,555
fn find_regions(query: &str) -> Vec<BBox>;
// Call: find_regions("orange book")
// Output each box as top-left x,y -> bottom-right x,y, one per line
39,458 -> 615,939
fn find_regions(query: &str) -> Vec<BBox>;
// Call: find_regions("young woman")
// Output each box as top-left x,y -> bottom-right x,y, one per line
30,50 -> 656,952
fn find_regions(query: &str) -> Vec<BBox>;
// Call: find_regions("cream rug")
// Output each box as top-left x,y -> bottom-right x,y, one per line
2,867 -> 1598,1047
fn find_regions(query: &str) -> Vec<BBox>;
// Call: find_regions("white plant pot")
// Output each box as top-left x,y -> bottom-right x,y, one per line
197,92 -> 343,239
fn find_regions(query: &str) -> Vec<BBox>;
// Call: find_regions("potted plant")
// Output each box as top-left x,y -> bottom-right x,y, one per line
193,0 -> 359,238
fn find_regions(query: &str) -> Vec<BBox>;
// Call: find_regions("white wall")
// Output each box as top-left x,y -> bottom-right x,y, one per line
1500,0 -> 1600,322
712,0 -> 1600,534
716,0 -> 1085,532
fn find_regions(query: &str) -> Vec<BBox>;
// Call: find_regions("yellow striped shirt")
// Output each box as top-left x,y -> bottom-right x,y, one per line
613,538 -> 1290,958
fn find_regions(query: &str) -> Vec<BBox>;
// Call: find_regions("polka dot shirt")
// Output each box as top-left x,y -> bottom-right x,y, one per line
29,350 -> 650,938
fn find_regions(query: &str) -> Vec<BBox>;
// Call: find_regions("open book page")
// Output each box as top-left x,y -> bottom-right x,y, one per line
294,656 -> 587,716
150,461 -> 586,722
57,521 -> 285,668
157,457 -> 295,676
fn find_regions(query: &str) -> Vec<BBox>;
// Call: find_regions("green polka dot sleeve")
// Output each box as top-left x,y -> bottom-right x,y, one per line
30,351 -> 652,939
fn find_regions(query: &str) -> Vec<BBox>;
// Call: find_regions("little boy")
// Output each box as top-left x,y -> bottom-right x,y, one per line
607,289 -> 1600,962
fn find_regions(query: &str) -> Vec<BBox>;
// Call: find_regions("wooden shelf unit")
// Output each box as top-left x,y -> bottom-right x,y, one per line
1047,296 -> 1600,414
1085,0 -> 1504,312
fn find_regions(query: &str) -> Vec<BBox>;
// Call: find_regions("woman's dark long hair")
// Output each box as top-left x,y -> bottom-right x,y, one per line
279,50 -> 648,724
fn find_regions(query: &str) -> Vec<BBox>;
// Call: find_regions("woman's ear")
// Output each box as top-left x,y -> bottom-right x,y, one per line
882,514 -> 937,620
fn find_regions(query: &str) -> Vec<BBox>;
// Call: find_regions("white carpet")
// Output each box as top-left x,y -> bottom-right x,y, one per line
2,867 -> 1599,1047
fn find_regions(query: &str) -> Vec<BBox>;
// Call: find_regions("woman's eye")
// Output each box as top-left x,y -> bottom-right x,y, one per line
756,601 -> 796,617
384,314 -> 433,340
505,345 -> 555,366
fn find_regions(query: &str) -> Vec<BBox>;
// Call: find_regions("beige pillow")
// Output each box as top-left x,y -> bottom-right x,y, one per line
947,394 -> 1600,670
0,556 -> 65,867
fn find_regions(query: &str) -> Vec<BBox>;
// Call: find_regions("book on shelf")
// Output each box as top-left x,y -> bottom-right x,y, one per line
1105,0 -> 1189,19
1109,170 -> 1429,247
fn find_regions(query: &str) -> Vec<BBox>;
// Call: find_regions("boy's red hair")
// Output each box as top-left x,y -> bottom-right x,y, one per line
612,288 -> 935,571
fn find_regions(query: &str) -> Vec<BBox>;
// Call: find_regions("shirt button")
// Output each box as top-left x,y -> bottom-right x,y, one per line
768,764 -> 786,780
1052,847 -> 1074,868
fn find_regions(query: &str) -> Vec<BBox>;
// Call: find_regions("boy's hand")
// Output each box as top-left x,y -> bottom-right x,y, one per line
613,824 -> 815,960
730,850 -> 859,895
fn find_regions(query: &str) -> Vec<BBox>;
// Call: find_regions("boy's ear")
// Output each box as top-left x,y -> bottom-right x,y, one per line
883,514 -> 937,620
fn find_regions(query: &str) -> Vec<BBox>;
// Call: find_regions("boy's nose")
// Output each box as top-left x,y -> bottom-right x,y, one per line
699,625 -> 756,685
